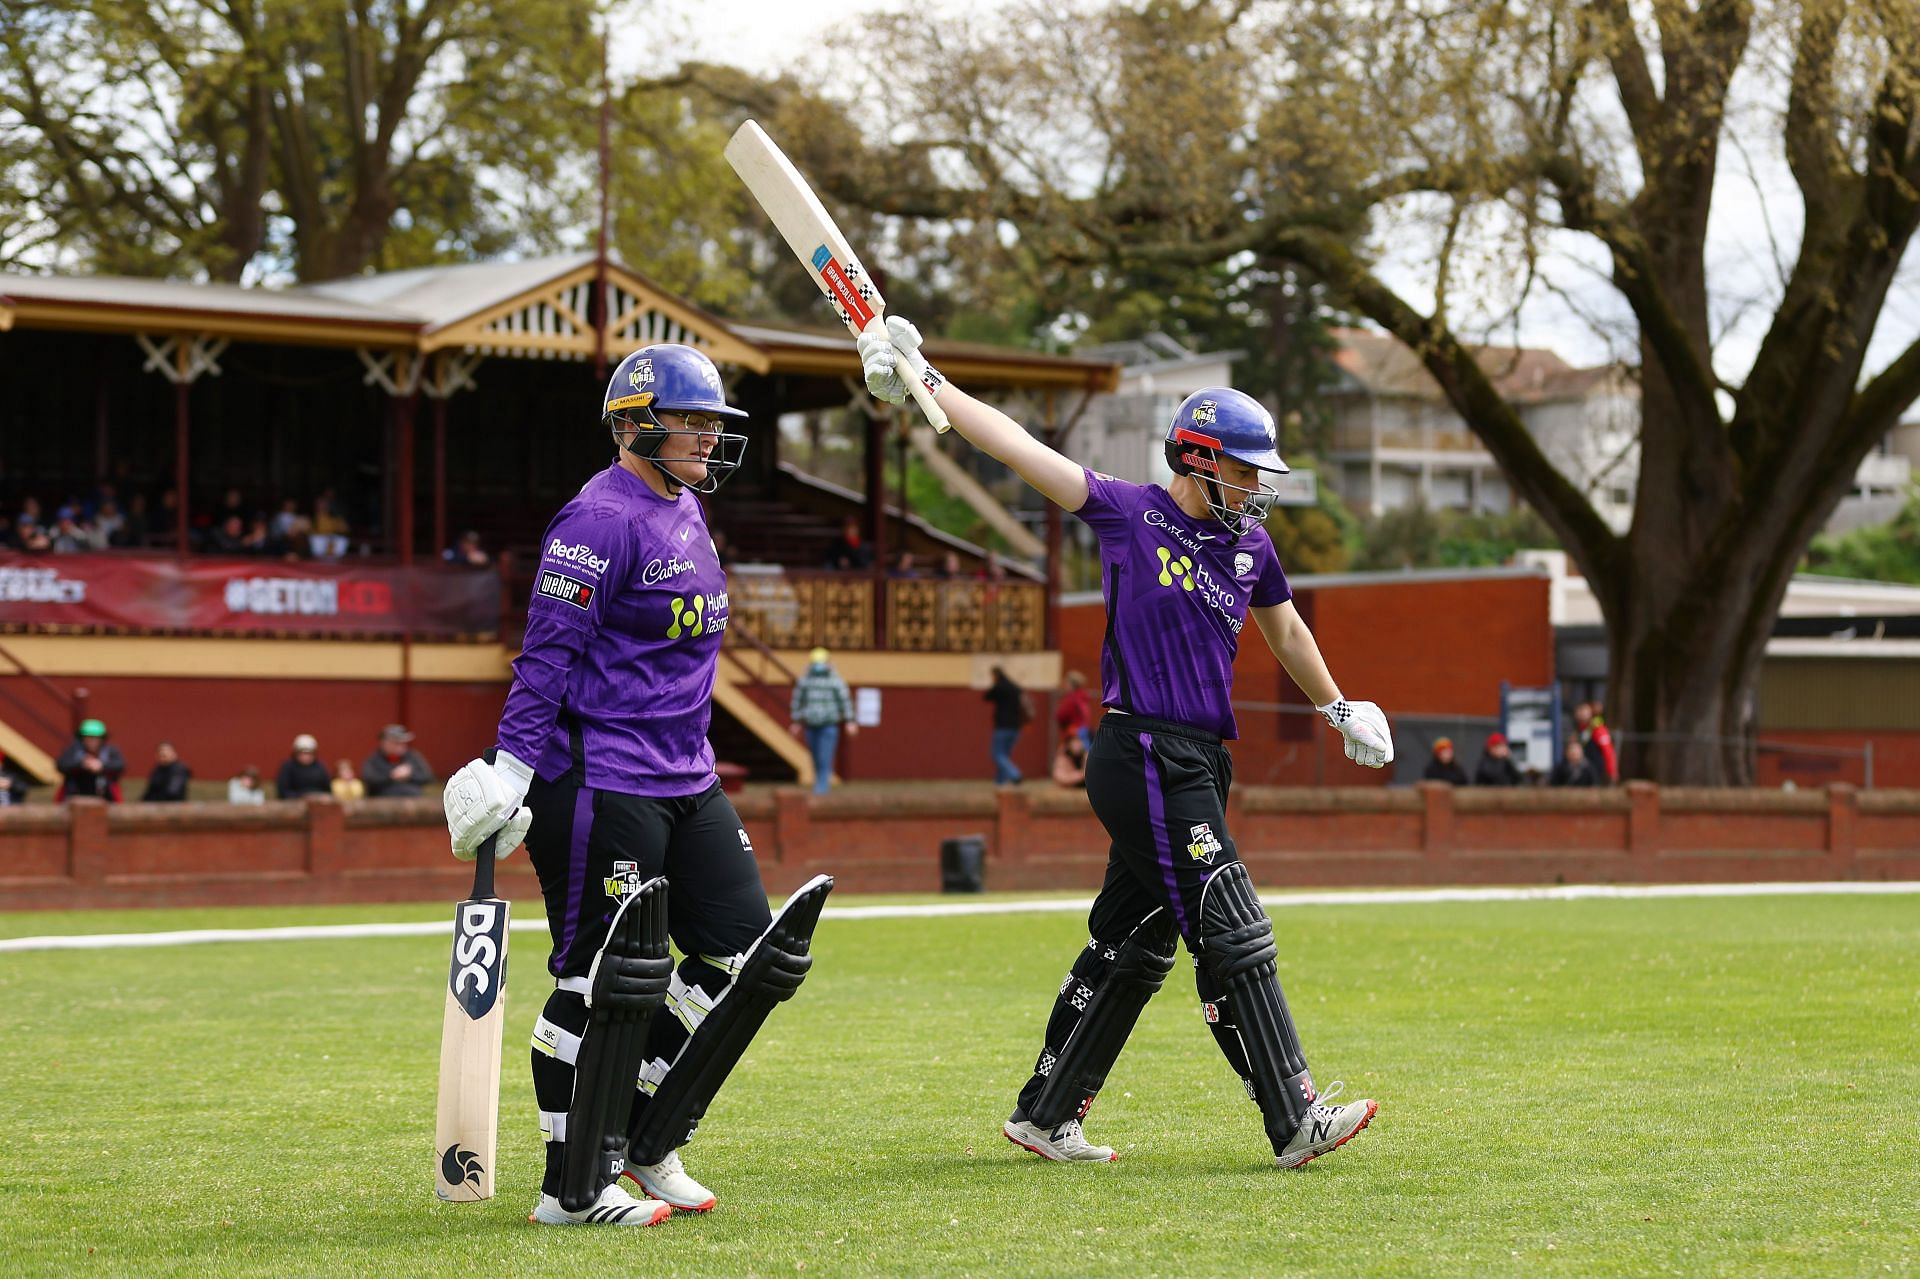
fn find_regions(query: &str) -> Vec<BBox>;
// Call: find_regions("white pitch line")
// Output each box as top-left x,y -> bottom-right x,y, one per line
0,880 -> 1916,953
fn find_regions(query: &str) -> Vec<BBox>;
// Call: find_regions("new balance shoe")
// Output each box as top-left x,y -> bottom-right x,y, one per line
529,1182 -> 674,1226
1003,1114 -> 1118,1162
1275,1083 -> 1378,1169
623,1149 -> 716,1212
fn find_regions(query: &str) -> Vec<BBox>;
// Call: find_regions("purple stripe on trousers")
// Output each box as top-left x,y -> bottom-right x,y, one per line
555,786 -> 595,970
1139,733 -> 1191,938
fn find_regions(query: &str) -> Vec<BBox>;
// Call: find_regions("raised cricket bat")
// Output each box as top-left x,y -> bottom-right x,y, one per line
725,119 -> 950,432
434,832 -> 508,1201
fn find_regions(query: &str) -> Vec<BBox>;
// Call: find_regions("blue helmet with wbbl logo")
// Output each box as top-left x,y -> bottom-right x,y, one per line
1163,387 -> 1288,536
602,344 -> 748,493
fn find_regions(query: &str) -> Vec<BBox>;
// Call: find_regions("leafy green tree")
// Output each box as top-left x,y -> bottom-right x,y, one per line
1806,492 -> 1920,584
1,0 -> 606,281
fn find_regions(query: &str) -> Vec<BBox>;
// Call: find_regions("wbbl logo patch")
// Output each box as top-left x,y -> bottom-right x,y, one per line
1193,399 -> 1217,427
538,571 -> 593,611
629,358 -> 654,389
603,859 -> 641,901
1187,822 -> 1224,865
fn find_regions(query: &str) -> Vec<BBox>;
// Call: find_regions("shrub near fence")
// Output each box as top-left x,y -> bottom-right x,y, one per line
1,782 -> 1916,912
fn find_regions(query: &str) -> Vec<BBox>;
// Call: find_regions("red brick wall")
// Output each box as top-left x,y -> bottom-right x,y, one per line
3,782 -> 1909,911
1059,574 -> 1555,786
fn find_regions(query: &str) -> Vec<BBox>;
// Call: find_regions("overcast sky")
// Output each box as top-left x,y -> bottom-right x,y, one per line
624,0 -> 1918,386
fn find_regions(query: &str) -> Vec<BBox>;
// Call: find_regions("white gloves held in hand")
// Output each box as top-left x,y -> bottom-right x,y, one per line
1317,698 -> 1394,769
856,315 -> 925,406
444,750 -> 534,861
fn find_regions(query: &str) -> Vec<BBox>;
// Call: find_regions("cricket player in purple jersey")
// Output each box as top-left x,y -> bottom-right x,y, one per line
442,344 -> 832,1225
861,319 -> 1392,1171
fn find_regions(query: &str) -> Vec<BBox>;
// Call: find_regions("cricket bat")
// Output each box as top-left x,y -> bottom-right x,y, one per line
724,119 -> 951,432
434,831 -> 508,1202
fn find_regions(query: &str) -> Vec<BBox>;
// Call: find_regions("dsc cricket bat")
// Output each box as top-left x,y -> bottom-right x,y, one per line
434,832 -> 508,1202
724,119 -> 950,432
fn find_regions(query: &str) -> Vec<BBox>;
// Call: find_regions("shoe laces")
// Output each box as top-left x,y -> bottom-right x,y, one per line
1305,1080 -> 1345,1120
1049,1119 -> 1094,1150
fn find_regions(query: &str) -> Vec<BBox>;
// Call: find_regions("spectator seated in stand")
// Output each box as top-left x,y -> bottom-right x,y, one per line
331,758 -> 365,801
1422,737 -> 1469,785
310,491 -> 350,559
1473,732 -> 1524,787
15,511 -> 52,553
56,718 -> 125,802
891,549 -> 923,577
228,765 -> 266,804
276,734 -> 332,798
937,549 -> 968,579
141,742 -> 192,802
443,530 -> 491,567
821,516 -> 874,571
363,723 -> 435,798
208,514 -> 248,554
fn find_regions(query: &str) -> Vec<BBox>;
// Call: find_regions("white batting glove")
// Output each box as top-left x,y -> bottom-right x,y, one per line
856,315 -> 926,405
1317,697 -> 1394,769
443,750 -> 534,861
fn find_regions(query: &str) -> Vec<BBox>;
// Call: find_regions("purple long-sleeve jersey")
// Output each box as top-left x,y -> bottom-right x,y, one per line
496,461 -> 728,796
1076,469 -> 1292,740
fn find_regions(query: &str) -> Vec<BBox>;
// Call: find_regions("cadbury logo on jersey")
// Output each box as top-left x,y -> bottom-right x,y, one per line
537,571 -> 594,610
546,539 -> 610,576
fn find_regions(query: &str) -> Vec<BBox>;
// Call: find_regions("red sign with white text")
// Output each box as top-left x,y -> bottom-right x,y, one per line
0,554 -> 499,637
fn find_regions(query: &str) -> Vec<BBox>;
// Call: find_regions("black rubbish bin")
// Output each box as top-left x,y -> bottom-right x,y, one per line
940,834 -> 987,893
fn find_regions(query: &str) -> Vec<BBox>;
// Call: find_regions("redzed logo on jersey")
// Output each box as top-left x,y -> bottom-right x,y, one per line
537,571 -> 594,610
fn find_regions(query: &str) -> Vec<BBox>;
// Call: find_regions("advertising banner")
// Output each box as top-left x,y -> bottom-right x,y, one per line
0,554 -> 499,638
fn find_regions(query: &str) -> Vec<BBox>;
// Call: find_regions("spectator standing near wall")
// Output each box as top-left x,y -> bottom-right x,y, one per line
363,724 -> 435,797
1422,738 -> 1469,785
56,719 -> 124,802
0,752 -> 34,805
331,759 -> 365,801
789,647 -> 856,797
141,742 -> 192,802
227,765 -> 266,804
276,734 -> 332,798
1056,670 -> 1092,749
1574,702 -> 1618,782
1473,733 -> 1524,787
984,665 -> 1029,786
1550,739 -> 1602,787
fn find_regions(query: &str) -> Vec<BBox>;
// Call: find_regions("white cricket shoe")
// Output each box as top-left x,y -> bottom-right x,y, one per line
623,1149 -> 716,1212
1275,1083 -> 1378,1169
529,1181 -> 673,1226
1003,1115 -> 1118,1163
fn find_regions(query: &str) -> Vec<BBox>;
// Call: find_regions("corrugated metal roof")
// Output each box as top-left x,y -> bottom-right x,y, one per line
296,252 -> 600,328
0,271 -> 410,325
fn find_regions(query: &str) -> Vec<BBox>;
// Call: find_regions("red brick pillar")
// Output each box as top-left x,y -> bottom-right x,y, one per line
773,789 -> 811,866
996,787 -> 1030,865
1626,781 -> 1661,857
1417,782 -> 1453,865
1826,783 -> 1858,871
306,795 -> 346,879
67,798 -> 110,886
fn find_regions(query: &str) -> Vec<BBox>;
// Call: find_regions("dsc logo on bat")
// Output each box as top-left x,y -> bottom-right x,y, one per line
449,902 -> 507,1020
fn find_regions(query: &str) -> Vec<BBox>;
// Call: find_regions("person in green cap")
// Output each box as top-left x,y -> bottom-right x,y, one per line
57,718 -> 125,802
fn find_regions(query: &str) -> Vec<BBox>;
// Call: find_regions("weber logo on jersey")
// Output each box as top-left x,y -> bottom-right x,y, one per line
538,570 -> 594,610
448,901 -> 508,1020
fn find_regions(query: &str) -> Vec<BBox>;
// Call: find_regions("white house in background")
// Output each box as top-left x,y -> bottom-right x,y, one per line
1071,333 -> 1318,505
1323,327 -> 1911,534
1321,327 -> 1638,530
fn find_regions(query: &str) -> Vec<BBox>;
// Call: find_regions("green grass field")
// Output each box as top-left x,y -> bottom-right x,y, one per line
0,890 -> 1915,1278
